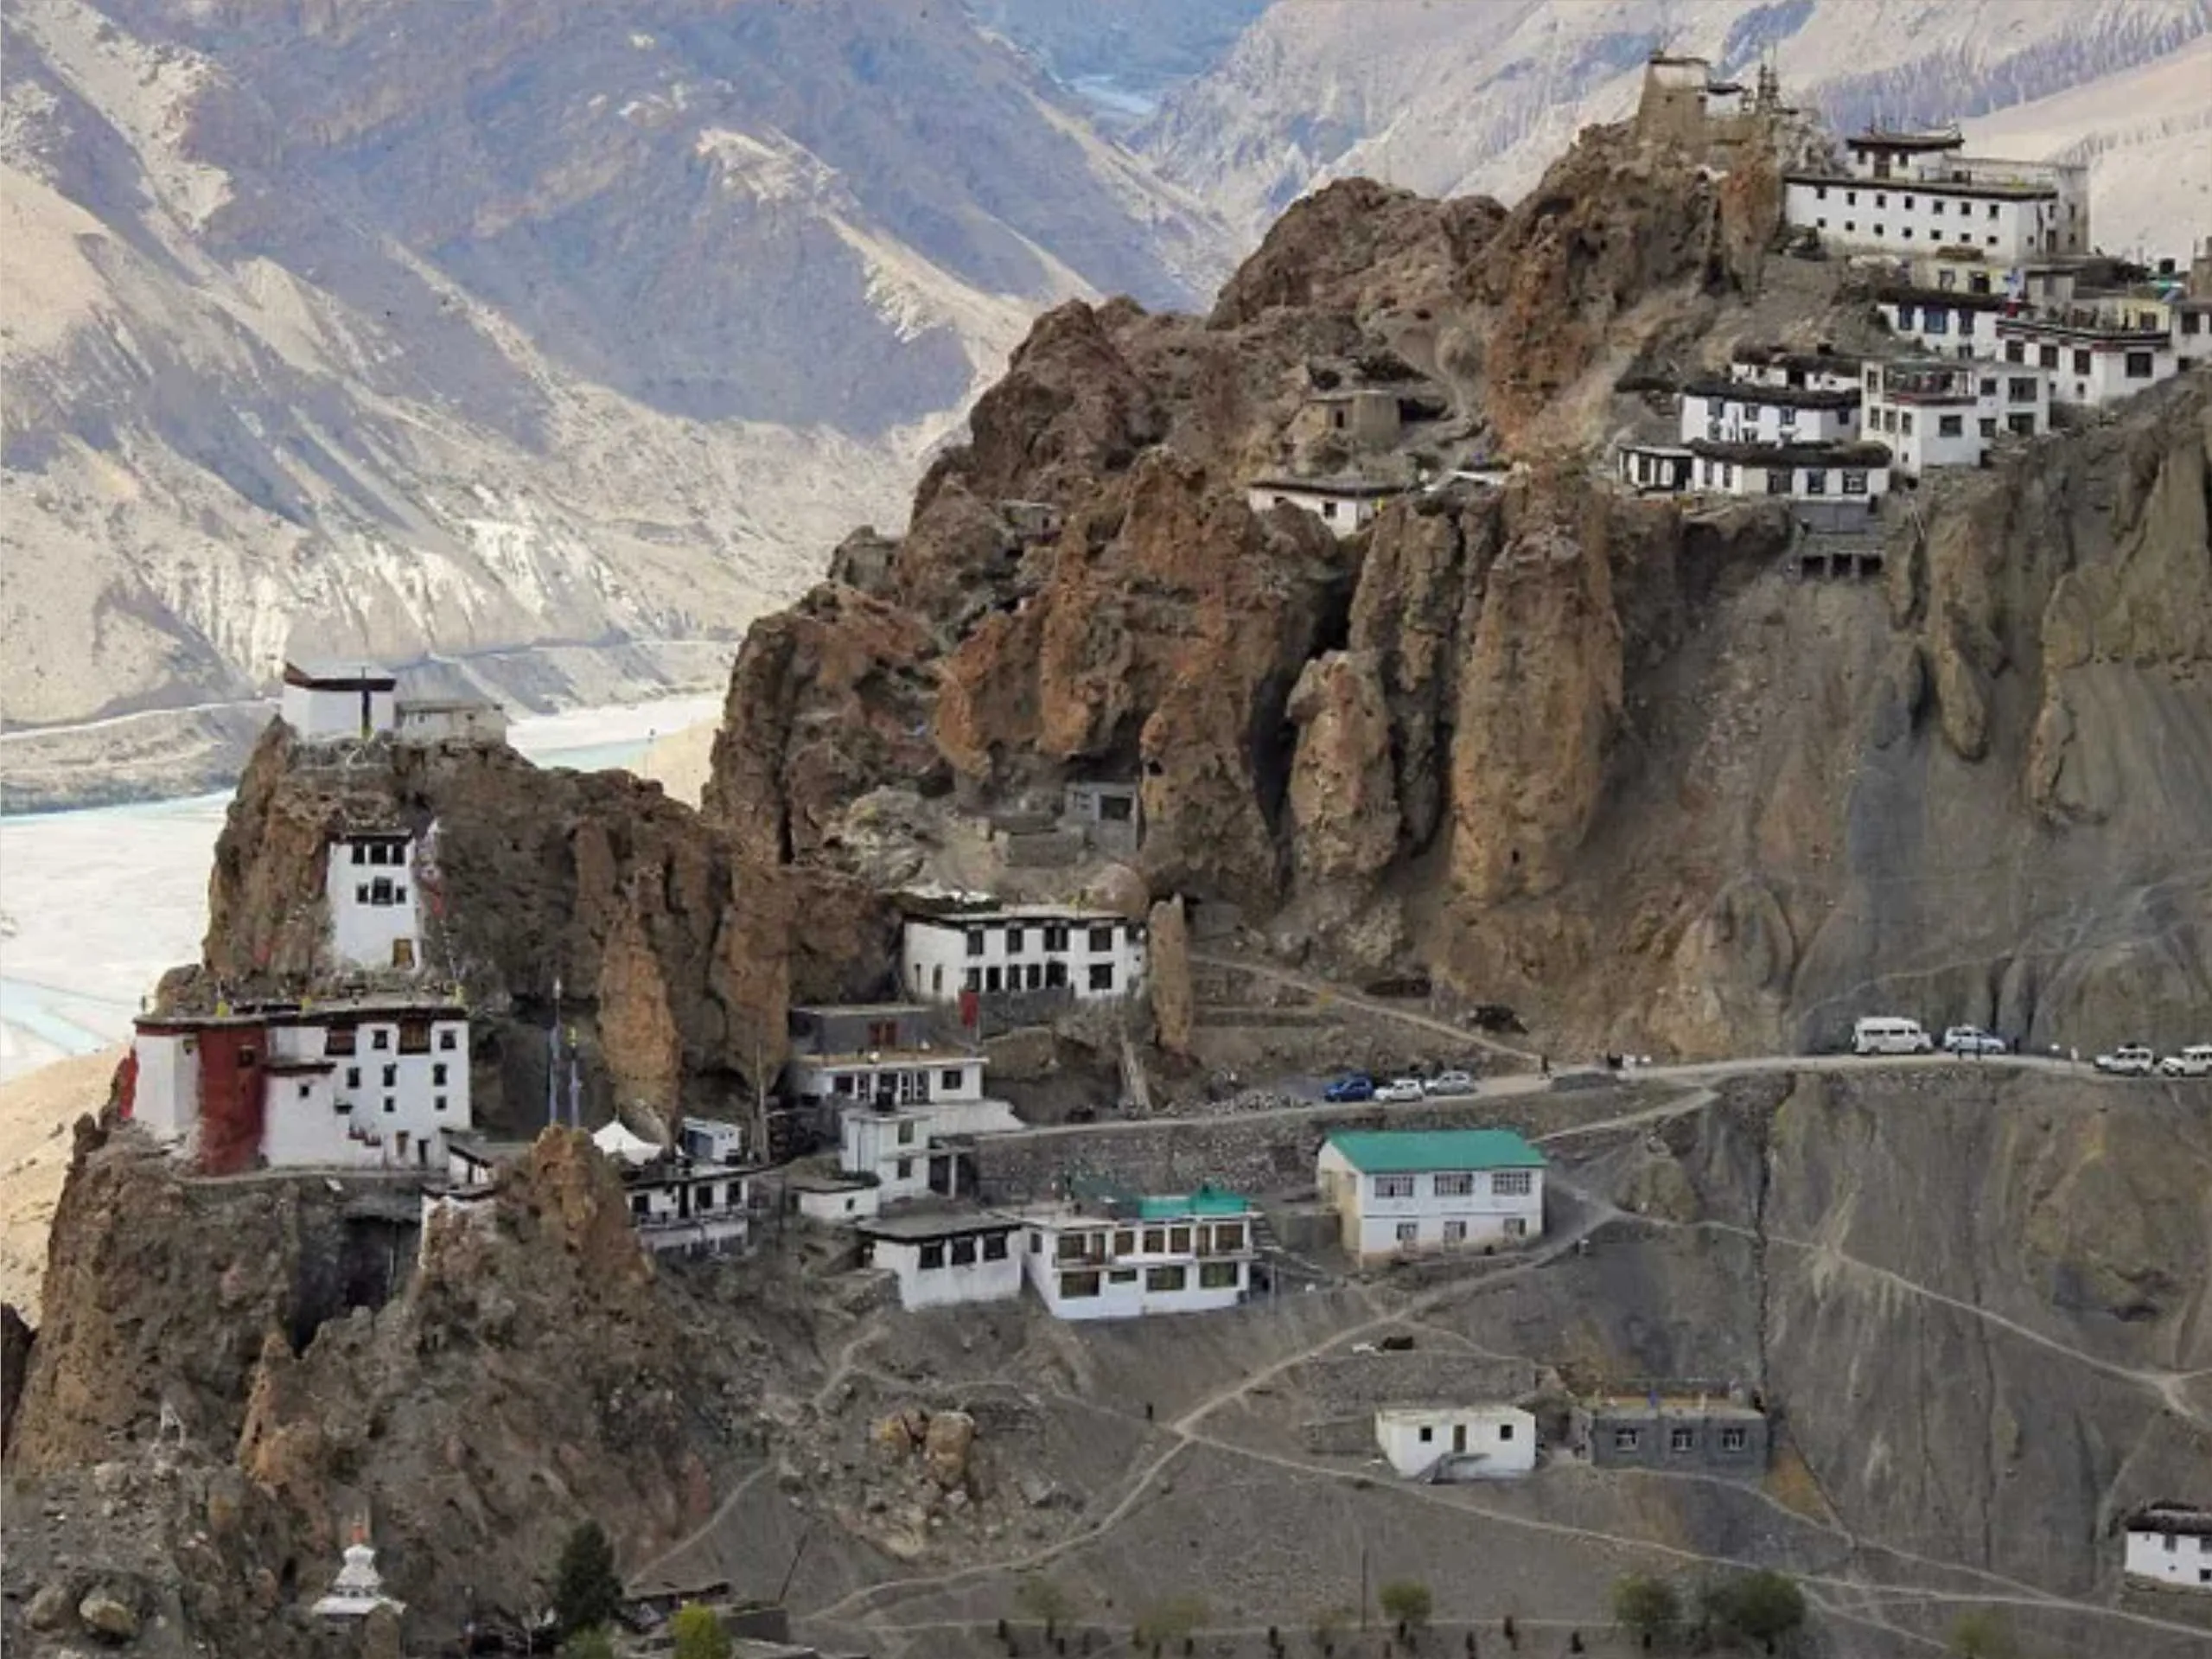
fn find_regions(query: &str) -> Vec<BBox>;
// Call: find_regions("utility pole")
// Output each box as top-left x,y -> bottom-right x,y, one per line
1360,1545 -> 1370,1631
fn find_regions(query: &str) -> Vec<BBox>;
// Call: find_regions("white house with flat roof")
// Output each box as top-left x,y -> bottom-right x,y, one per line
1680,377 -> 1862,448
1784,129 -> 2088,264
1861,360 -> 2008,474
1018,1184 -> 1257,1320
1246,475 -> 1399,538
128,997 -> 470,1174
327,829 -> 425,973
857,1211 -> 1026,1311
1317,1129 -> 1546,1262
2126,1503 -> 2212,1592
282,660 -> 398,743
1686,441 -> 1891,504
394,696 -> 507,747
838,1095 -> 1022,1204
1996,311 -> 2178,408
900,904 -> 1146,1006
1375,1406 -> 1536,1480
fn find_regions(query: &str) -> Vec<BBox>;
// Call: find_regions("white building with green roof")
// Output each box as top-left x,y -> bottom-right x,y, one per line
1317,1128 -> 1546,1263
1017,1183 -> 1257,1321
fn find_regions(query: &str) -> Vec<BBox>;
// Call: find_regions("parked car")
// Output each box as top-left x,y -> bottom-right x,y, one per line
1424,1069 -> 1477,1096
1853,1016 -> 1934,1056
2158,1045 -> 2212,1077
1323,1073 -> 1376,1103
1941,1025 -> 2008,1056
2094,1045 -> 2157,1076
1374,1077 -> 1427,1103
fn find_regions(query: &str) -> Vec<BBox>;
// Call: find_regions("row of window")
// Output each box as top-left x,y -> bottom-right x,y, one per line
1048,1219 -> 1248,1262
1057,1260 -> 1241,1298
1892,304 -> 1980,337
1812,183 -> 2006,220
1815,216 -> 2007,249
2003,340 -> 2162,378
347,841 -> 408,865
1393,1217 -> 1530,1245
963,923 -> 1119,957
1372,1170 -> 1534,1199
312,1084 -> 451,1115
323,1024 -> 458,1056
827,1067 -> 969,1098
915,1232 -> 1012,1269
352,879 -> 409,907
1612,1424 -> 1751,1452
951,961 -> 1114,994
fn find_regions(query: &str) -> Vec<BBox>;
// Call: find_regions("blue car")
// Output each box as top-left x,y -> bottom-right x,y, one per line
1323,1072 -> 1375,1103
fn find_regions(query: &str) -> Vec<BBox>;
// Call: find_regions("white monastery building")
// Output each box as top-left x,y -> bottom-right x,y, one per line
784,1003 -> 986,1119
900,903 -> 1147,1006
838,1094 -> 1022,1205
283,660 -> 398,743
1784,129 -> 2089,264
127,997 -> 471,1175
328,828 -> 426,972
1374,1406 -> 1537,1481
2125,1503 -> 2212,1592
1245,475 -> 1399,538
1318,1129 -> 1546,1263
1018,1184 -> 1258,1320
1860,359 -> 2046,475
444,1120 -> 758,1257
1680,373 -> 1862,448
857,1211 -> 1025,1311
1996,310 -> 2179,409
1686,440 -> 1892,504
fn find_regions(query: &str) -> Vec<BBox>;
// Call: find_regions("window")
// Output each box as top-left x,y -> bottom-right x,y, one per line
1499,1421 -> 1515,1440
355,884 -> 370,903
1113,1228 -> 1135,1255
2005,340 -> 2024,363
434,1095 -> 447,1112
1145,1265 -> 1187,1292
1004,926 -> 1024,954
1900,412 -> 1915,436
985,966 -> 1003,992
438,1028 -> 457,1051
1874,193 -> 1885,208
1056,1232 -> 1093,1263
2006,377 -> 2036,403
1929,199 -> 1942,215
1167,1224 -> 1192,1254
932,966 -> 943,994
2038,345 -> 2059,368
381,1063 -> 397,1087
1030,1232 -> 1042,1253
326,1028 -> 356,1056
1443,1221 -> 1468,1244
1059,1270 -> 1101,1298
296,1082 -> 311,1099
1923,309 -> 1947,335
950,1236 -> 978,1267
1988,204 -> 1999,220
1213,1222 -> 1245,1253
919,1241 -> 946,1270
383,1097 -> 396,1113
1045,961 -> 1067,988
1842,470 -> 1869,495
1845,189 -> 1856,205
372,1028 -> 391,1050
1433,1172 -> 1474,1196
1938,415 -> 1963,437
2126,350 -> 2155,379
1027,964 -> 1043,990
1844,220 -> 1856,233
1394,1222 -> 1418,1246
1814,184 -> 1826,200
965,929 -> 985,957
432,1062 -> 447,1085
1902,195 -> 1914,209
1043,923 -> 1070,951
1503,1216 -> 1529,1238
1613,1428 -> 1641,1452
2007,413 -> 2035,437
1979,418 -> 1996,439
1670,1427 -> 1697,1452
1804,469 -> 1826,495
352,843 -> 367,865
1721,1427 -> 1749,1452
1108,1267 -> 1138,1284
1374,1175 -> 1415,1199
1777,405 -> 1796,429
1418,1426 -> 1434,1444
1143,1227 -> 1166,1254
1959,312 -> 1976,337
2165,1534 -> 2180,1554
1322,500 -> 1338,521
1088,964 -> 1114,992
963,968 -> 980,992
2070,349 -> 2091,376
2187,313 -> 2204,336
345,1067 -> 360,1088
983,1233 -> 1009,1261
1088,925 -> 1113,952
1199,1260 -> 1239,1289
941,1068 -> 962,1091
895,1158 -> 915,1182
1491,1171 -> 1533,1196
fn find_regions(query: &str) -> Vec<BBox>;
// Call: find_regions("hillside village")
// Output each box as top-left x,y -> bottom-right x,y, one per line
7,50 -> 2212,1659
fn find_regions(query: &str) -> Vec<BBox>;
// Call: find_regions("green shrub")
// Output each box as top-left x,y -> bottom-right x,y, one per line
673,1600 -> 733,1659
1610,1573 -> 1680,1645
1377,1580 -> 1433,1628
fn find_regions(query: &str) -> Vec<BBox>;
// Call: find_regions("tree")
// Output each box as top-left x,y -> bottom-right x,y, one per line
558,1631 -> 616,1659
1947,1610 -> 2018,1659
673,1602 -> 734,1659
1378,1581 -> 1433,1629
552,1520 -> 622,1636
1017,1574 -> 1078,1631
1703,1571 -> 1804,1652
1610,1574 -> 1680,1648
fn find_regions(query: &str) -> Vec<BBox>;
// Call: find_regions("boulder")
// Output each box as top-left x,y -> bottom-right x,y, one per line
921,1409 -> 976,1489
77,1587 -> 138,1641
28,1581 -> 75,1630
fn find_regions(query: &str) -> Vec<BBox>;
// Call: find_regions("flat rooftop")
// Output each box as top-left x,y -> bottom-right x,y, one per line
1593,1396 -> 1765,1421
857,1208 -> 1024,1242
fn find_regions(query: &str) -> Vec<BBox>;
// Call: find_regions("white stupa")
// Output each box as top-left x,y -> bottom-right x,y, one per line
312,1535 -> 406,1619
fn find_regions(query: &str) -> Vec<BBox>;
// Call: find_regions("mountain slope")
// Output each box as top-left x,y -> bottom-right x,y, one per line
1144,0 -> 2212,236
0,0 -> 1232,797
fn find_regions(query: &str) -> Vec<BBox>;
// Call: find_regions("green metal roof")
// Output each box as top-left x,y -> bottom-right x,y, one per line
1325,1128 -> 1546,1174
1136,1184 -> 1251,1219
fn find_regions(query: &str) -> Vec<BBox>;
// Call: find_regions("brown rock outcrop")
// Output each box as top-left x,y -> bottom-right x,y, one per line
1146,896 -> 1195,1057
1285,652 -> 1400,886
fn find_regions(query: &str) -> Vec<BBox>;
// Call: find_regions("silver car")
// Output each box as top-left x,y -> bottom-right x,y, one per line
1374,1077 -> 1427,1103
1941,1025 -> 2008,1056
1424,1069 -> 1477,1096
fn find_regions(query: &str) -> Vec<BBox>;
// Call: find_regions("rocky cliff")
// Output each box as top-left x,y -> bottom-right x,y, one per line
700,114 -> 2212,1057
194,722 -> 895,1126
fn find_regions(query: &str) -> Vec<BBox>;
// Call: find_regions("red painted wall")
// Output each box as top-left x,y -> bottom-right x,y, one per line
195,1025 -> 268,1175
115,1049 -> 140,1120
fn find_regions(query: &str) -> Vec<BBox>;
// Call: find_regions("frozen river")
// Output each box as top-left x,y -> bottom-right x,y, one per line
0,695 -> 717,1082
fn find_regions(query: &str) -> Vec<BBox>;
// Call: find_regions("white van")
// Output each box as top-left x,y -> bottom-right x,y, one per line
1853,1017 -> 1934,1056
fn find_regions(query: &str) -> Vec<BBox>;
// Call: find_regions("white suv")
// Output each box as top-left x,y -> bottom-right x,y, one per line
2158,1045 -> 2212,1077
2094,1045 -> 2156,1076
1941,1025 -> 2008,1056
